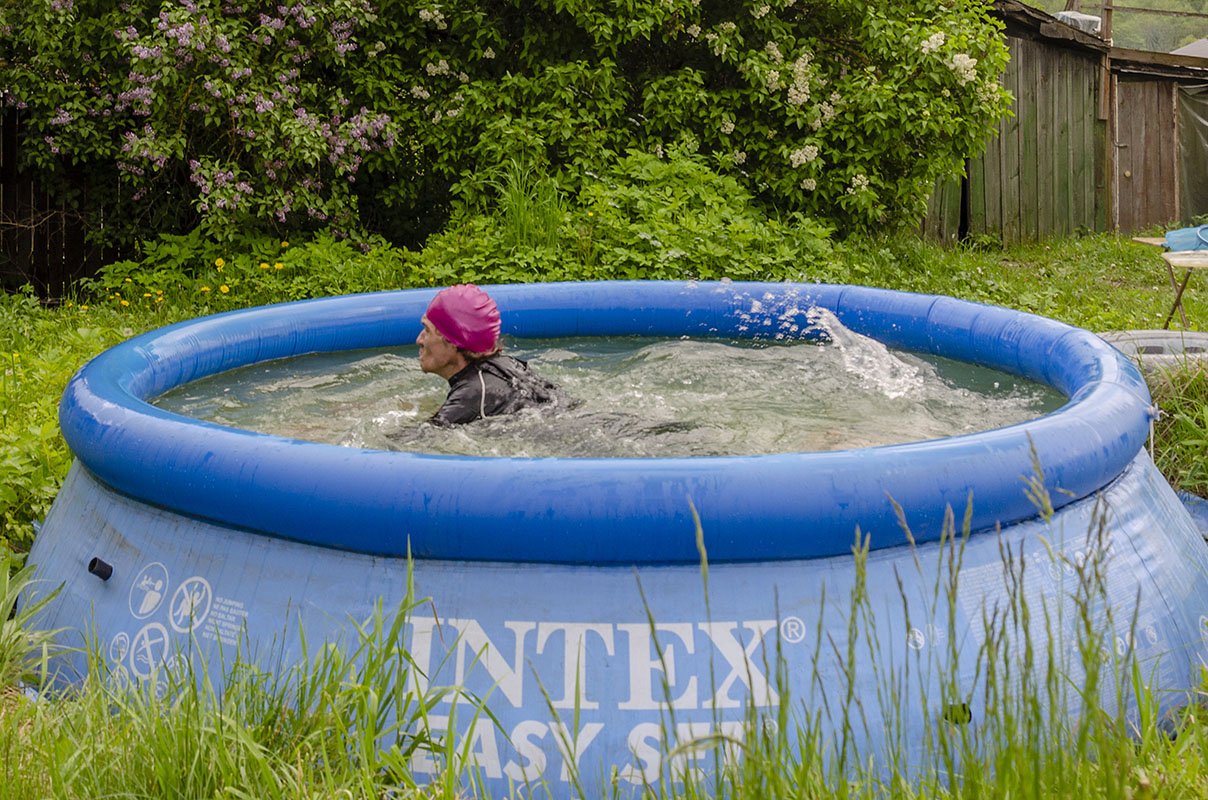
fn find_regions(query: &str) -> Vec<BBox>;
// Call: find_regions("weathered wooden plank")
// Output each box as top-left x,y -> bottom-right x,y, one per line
1036,45 -> 1054,239
1078,54 -> 1098,231
1018,39 -> 1040,242
923,176 -> 962,244
1002,39 -> 1024,244
968,137 -> 989,237
1055,50 -> 1073,235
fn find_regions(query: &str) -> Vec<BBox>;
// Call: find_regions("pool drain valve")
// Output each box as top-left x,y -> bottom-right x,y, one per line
87,557 -> 113,582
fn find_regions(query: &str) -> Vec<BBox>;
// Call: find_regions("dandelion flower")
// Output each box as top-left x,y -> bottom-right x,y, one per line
214,257 -> 225,268
219,284 -> 230,294
200,286 -> 211,293
260,262 -> 270,270
120,299 -> 129,307
274,262 -> 283,270
281,241 -> 289,248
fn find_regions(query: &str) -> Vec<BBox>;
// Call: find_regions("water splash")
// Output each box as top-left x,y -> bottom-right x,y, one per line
806,307 -> 923,400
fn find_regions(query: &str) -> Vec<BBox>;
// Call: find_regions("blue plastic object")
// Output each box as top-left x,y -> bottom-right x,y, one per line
1164,224 -> 1208,251
56,281 -> 1153,564
25,281 -> 1208,797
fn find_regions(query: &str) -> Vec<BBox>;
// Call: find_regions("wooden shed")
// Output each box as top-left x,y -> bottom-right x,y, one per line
924,0 -> 1208,244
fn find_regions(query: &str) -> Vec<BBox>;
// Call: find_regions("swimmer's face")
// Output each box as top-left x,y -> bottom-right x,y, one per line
417,316 -> 465,379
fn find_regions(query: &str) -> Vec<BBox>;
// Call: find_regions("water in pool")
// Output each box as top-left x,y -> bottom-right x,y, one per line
155,311 -> 1065,457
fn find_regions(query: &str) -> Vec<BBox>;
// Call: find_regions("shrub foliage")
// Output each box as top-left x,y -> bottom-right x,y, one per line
3,0 -> 1010,245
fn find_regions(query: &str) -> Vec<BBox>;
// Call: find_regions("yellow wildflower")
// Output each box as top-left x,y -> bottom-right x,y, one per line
214,257 -> 225,268
80,305 -> 89,310
155,296 -> 163,303
124,277 -> 132,283
274,262 -> 283,270
143,293 -> 152,298
200,286 -> 211,293
219,284 -> 230,294
259,262 -> 270,270
120,300 -> 129,307
280,241 -> 289,248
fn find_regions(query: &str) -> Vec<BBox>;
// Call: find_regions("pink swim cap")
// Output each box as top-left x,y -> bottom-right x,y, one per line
424,284 -> 501,354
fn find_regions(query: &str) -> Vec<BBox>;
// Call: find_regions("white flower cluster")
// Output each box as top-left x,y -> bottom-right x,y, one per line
948,53 -> 977,85
787,54 -> 811,106
921,32 -> 945,54
733,150 -> 747,164
706,22 -> 738,57
752,3 -> 770,19
720,117 -> 735,134
799,178 -> 816,191
410,85 -> 430,99
846,174 -> 869,194
685,24 -> 701,38
418,7 -> 447,30
789,144 -> 818,167
483,46 -> 496,59
425,59 -> 451,76
765,41 -> 783,64
765,69 -> 781,91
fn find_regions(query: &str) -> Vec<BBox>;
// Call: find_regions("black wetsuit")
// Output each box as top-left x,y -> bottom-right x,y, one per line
431,355 -> 562,426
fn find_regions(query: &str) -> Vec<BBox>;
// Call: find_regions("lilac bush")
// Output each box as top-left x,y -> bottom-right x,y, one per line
2,0 -> 1010,244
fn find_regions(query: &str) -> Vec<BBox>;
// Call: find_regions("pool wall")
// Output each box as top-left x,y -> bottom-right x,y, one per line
25,281 -> 1208,796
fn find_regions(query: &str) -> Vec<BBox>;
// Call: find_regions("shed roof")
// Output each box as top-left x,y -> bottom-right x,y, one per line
1173,38 -> 1208,58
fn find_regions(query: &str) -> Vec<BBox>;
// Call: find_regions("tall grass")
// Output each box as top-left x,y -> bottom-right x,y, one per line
3,487 -> 1206,798
0,550 -> 64,689
488,161 -> 567,254
1,573 -> 470,799
1150,363 -> 1208,497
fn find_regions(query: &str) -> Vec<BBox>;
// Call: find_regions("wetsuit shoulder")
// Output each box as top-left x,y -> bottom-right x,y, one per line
430,355 -> 562,425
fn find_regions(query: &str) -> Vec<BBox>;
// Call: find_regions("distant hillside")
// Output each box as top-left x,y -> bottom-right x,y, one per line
1034,0 -> 1208,52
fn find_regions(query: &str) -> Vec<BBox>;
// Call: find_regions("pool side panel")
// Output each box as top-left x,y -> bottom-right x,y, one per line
26,453 -> 1208,797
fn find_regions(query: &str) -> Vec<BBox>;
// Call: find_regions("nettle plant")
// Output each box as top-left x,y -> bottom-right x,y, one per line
3,0 -> 1009,243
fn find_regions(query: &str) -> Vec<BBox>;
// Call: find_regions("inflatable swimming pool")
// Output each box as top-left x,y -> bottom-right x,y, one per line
25,281 -> 1208,795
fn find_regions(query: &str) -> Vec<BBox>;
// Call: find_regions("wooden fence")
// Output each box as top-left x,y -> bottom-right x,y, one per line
0,111 -> 116,297
924,2 -> 1208,245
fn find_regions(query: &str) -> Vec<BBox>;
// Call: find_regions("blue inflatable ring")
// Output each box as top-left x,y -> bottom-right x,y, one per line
59,281 -> 1153,564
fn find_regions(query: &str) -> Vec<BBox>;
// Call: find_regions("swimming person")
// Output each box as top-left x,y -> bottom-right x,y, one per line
416,284 -> 564,425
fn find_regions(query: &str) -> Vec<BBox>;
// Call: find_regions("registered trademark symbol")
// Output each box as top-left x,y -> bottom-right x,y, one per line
779,616 -> 807,644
